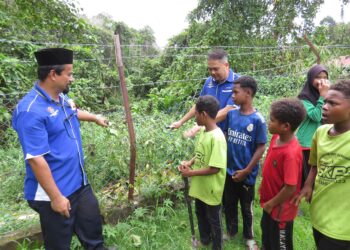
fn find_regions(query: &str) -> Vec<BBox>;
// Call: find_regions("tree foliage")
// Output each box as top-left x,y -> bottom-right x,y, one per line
0,1 -> 160,94
0,0 -> 160,142
186,0 -> 350,44
313,16 -> 350,45
1,0 -> 349,123
1,1 -> 350,238
147,0 -> 350,111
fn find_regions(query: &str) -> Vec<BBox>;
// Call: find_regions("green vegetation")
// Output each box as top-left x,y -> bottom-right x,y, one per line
12,195 -> 316,250
100,192 -> 316,250
1,0 -> 350,248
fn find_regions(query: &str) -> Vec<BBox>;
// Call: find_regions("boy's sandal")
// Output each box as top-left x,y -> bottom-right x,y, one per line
191,238 -> 201,249
246,239 -> 259,250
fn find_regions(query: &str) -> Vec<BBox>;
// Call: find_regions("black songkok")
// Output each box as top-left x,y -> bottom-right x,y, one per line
34,48 -> 73,66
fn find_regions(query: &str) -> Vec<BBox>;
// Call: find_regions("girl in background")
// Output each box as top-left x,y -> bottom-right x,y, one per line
296,64 -> 330,186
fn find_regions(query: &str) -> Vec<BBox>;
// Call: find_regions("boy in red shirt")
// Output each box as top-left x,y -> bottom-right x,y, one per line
259,98 -> 306,250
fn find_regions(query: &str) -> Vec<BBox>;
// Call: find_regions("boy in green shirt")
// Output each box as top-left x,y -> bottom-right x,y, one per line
178,95 -> 227,250
294,80 -> 350,249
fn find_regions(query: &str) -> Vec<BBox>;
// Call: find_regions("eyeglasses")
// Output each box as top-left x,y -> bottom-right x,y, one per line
63,112 -> 77,140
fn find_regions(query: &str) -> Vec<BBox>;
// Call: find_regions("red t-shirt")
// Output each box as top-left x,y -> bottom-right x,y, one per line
259,134 -> 302,222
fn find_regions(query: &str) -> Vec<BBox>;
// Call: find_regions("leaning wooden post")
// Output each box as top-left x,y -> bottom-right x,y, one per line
303,34 -> 321,64
113,34 -> 136,201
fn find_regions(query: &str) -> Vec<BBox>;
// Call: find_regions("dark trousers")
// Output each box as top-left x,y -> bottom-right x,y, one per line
223,174 -> 255,239
195,199 -> 222,250
28,185 -> 105,250
301,150 -> 311,188
261,211 -> 294,250
313,228 -> 350,250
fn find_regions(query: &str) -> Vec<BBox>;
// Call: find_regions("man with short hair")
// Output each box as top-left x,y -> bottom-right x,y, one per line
170,49 -> 239,136
12,48 -> 109,249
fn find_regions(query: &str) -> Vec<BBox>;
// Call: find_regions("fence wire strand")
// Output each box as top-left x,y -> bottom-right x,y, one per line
1,39 -> 350,237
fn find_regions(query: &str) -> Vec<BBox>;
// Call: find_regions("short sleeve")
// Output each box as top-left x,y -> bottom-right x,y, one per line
200,78 -> 211,96
15,112 -> 50,160
308,129 -> 318,167
283,149 -> 302,185
208,133 -> 227,169
256,115 -> 267,144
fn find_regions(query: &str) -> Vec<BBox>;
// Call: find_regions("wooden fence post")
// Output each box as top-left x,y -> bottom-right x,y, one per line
113,34 -> 136,201
303,34 -> 321,64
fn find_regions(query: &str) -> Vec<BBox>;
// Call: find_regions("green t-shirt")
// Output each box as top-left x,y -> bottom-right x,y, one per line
296,98 -> 324,148
309,124 -> 350,241
189,127 -> 227,206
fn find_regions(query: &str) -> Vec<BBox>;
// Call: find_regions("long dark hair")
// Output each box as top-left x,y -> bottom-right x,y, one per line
298,64 -> 328,105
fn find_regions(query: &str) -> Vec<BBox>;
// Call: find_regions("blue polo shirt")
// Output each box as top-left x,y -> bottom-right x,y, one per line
12,83 -> 87,201
223,109 -> 267,185
200,69 -> 239,130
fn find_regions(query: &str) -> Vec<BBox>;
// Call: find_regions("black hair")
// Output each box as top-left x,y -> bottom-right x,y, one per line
298,64 -> 328,105
208,49 -> 228,63
234,76 -> 257,96
330,80 -> 350,98
37,65 -> 65,81
196,95 -> 220,119
270,98 -> 306,131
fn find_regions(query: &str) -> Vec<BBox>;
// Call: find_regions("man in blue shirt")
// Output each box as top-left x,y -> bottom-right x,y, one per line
170,49 -> 239,136
12,48 -> 109,250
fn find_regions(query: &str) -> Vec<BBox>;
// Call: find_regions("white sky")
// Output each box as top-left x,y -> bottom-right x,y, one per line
77,0 -> 349,47
77,0 -> 198,47
315,0 -> 350,24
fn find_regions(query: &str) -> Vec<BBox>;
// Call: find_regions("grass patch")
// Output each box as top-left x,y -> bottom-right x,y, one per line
103,197 -> 315,250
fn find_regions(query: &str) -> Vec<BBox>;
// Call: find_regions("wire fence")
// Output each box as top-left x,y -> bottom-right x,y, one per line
2,38 -> 350,50
0,44 -> 311,63
0,39 -> 350,238
0,86 -> 199,237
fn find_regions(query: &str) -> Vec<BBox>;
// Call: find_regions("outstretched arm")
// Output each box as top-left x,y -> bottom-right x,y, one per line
77,109 -> 108,127
170,105 -> 196,129
216,105 -> 237,123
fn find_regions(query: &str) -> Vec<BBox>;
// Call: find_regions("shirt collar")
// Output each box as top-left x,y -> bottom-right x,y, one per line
212,69 -> 234,85
34,82 -> 62,104
226,69 -> 234,83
